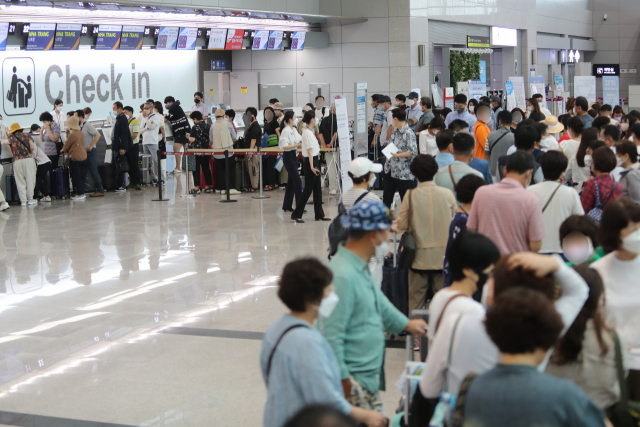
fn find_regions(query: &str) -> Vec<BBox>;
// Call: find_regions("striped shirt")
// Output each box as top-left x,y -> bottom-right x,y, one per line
466,177 -> 546,254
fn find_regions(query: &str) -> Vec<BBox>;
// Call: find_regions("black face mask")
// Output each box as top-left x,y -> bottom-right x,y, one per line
194,98 -> 200,104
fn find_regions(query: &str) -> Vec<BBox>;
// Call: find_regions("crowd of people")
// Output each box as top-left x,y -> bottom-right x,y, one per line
259,92 -> 640,427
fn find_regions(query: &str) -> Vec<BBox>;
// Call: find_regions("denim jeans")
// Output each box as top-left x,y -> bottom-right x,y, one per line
70,160 -> 86,196
86,148 -> 104,193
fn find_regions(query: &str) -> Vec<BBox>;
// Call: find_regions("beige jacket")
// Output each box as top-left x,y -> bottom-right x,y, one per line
397,181 -> 456,270
210,120 -> 233,150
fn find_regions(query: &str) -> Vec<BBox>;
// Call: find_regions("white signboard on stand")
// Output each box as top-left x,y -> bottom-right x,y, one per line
574,76 -> 597,105
507,76 -> 526,111
335,96 -> 353,192
505,82 -> 516,111
456,81 -> 469,99
431,84 -> 444,107
354,82 -> 368,157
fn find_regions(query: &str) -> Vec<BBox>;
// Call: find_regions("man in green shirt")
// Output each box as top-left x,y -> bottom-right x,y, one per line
323,199 -> 428,412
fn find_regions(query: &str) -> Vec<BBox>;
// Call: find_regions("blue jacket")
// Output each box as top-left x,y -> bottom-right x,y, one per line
111,112 -> 133,152
469,157 -> 494,184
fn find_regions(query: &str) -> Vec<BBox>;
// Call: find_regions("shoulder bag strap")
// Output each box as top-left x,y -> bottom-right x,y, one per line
487,129 -> 509,156
594,181 -> 603,209
266,324 -> 309,384
448,165 -> 457,188
611,329 -> 630,405
435,293 -> 465,335
407,189 -> 413,233
451,372 -> 478,427
354,190 -> 370,205
443,314 -> 464,393
542,183 -> 563,213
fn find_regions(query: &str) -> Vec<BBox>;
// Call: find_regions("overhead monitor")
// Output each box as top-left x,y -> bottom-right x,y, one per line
225,29 -> 244,50
120,25 -> 145,50
267,30 -> 283,50
156,27 -> 179,50
251,30 -> 269,50
208,28 -> 227,50
26,23 -> 56,51
291,31 -> 305,51
177,27 -> 197,50
95,25 -> 122,50
491,26 -> 517,46
54,24 -> 82,50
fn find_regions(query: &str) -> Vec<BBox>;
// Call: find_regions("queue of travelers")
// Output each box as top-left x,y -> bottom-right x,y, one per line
258,93 -> 640,427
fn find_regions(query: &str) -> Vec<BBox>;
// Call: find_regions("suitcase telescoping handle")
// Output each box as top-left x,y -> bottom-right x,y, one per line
405,308 -> 430,425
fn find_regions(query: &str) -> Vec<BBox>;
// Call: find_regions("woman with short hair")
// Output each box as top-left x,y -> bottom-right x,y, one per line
261,258 -> 386,427
1,123 -> 37,207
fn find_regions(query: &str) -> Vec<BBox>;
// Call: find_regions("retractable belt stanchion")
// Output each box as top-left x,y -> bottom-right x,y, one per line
220,150 -> 237,204
152,149 -> 169,202
181,149 -> 196,198
252,146 -> 270,200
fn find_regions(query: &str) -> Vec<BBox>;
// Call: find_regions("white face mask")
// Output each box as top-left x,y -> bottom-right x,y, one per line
406,99 -> 415,107
56,106 -> 62,112
540,135 -> 556,149
564,241 -> 594,265
316,290 -> 340,318
623,229 -> 640,254
621,123 -> 630,132
393,101 -> 401,107
468,105 -> 475,113
374,232 -> 390,258
527,106 -> 533,112
368,174 -> 377,188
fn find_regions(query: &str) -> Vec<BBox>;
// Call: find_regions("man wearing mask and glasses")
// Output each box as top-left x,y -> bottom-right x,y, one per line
190,92 -> 209,121
406,92 -> 422,127
444,94 -> 477,132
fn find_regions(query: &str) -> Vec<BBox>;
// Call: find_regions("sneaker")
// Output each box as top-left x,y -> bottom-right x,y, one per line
115,187 -> 127,193
413,340 -> 420,352
27,199 -> 37,206
134,185 -> 142,191
228,189 -> 241,195
90,192 -> 104,197
71,195 -> 86,201
221,190 -> 227,195
329,190 -> 337,197
21,202 -> 26,207
0,203 -> 9,211
41,197 -> 51,202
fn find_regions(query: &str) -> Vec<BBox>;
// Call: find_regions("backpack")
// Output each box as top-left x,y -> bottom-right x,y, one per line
327,192 -> 369,257
587,181 -> 604,223
267,134 -> 278,147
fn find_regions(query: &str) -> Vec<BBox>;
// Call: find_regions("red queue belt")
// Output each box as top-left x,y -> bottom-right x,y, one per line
161,148 -> 336,156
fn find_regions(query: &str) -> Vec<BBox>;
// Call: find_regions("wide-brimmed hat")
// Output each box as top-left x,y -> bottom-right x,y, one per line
544,115 -> 564,134
64,116 -> 81,131
9,123 -> 22,134
273,102 -> 285,111
340,199 -> 392,231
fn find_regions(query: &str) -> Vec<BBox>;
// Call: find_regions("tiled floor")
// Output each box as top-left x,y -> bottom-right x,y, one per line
0,175 -> 406,426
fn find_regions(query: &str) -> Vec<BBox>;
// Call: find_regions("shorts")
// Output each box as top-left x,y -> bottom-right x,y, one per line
347,376 -> 383,413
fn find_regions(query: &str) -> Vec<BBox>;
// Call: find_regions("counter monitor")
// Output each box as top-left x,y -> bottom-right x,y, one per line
252,30 -> 269,50
225,29 -> 243,50
266,30 -> 283,50
156,26 -> 179,50
53,23 -> 82,50
120,26 -> 145,50
291,31 -> 305,51
95,25 -> 122,50
26,23 -> 56,51
208,28 -> 227,50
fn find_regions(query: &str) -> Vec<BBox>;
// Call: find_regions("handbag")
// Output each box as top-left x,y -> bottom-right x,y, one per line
181,151 -> 196,172
398,190 -> 417,270
607,329 -> 640,427
117,153 -> 130,173
587,181 -> 604,223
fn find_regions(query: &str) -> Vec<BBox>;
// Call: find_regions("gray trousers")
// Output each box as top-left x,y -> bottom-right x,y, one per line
142,144 -> 163,180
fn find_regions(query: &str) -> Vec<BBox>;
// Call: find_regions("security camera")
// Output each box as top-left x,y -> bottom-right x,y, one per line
603,14 -> 607,21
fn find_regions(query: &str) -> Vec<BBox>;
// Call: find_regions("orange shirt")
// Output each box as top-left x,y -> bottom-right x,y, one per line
474,121 -> 490,160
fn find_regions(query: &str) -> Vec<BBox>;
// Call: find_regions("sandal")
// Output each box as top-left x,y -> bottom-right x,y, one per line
241,187 -> 258,193
204,188 -> 213,194
189,189 -> 200,195
264,185 -> 274,191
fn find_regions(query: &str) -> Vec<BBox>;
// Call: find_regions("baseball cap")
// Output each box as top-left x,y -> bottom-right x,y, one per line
274,102 -> 284,111
408,91 -> 420,99
378,95 -> 391,104
489,95 -> 500,103
214,109 -> 225,117
340,199 -> 392,231
348,157 -> 383,178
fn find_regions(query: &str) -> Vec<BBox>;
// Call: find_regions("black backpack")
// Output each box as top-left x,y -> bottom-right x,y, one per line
327,191 -> 369,258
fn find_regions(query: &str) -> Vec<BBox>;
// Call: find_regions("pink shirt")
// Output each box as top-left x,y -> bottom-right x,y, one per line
467,177 -> 546,254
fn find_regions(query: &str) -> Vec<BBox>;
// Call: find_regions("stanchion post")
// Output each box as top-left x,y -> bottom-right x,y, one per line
252,147 -> 271,200
220,149 -> 237,204
152,149 -> 169,202
181,150 -> 196,198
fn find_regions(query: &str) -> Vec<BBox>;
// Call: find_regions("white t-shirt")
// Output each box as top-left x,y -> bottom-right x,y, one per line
32,145 -> 51,166
420,259 -> 589,397
141,113 -> 161,145
419,131 -> 438,156
279,125 -> 301,151
528,181 -> 584,253
541,106 -> 552,117
592,253 -> 640,369
301,127 -> 319,157
427,289 -> 485,344
560,138 -> 581,163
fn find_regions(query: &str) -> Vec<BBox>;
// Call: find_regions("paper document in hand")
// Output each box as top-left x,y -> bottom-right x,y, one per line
382,143 -> 399,159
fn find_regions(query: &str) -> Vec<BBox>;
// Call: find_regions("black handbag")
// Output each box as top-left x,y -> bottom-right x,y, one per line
398,190 -> 417,270
608,329 -> 640,427
117,154 -> 130,173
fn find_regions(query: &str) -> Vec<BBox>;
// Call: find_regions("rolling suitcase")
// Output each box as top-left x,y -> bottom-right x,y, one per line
5,175 -> 19,204
140,169 -> 151,185
85,169 -> 97,193
99,163 -> 116,190
381,234 -> 409,317
51,167 -> 70,199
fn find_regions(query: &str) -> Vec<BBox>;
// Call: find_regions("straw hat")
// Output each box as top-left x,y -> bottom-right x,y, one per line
64,116 -> 81,131
9,123 -> 22,134
544,115 -> 564,134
